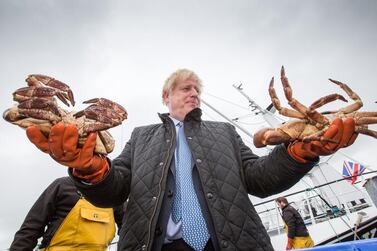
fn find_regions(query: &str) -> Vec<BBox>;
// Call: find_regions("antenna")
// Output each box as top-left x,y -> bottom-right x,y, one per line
232,84 -> 282,128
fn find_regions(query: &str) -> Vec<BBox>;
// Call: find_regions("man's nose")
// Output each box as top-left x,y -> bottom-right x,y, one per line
190,88 -> 199,96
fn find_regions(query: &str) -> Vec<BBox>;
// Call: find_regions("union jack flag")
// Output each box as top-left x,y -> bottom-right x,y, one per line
342,160 -> 366,184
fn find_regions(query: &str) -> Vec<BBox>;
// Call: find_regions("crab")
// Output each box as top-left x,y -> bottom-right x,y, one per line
253,66 -> 377,148
3,74 -> 128,154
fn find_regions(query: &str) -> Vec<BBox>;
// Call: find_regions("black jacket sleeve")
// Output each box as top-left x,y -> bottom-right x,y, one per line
10,179 -> 61,250
113,203 -> 126,233
10,177 -> 79,250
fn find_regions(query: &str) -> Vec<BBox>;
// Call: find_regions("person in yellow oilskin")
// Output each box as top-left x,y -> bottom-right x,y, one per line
9,176 -> 124,251
276,196 -> 314,250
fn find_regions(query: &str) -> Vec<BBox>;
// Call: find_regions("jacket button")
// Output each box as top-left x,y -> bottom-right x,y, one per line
196,159 -> 202,163
221,240 -> 228,248
167,190 -> 174,198
207,193 -> 213,199
155,227 -> 162,236
141,244 -> 147,250
187,136 -> 192,140
152,196 -> 157,202
166,139 -> 170,143
159,162 -> 164,166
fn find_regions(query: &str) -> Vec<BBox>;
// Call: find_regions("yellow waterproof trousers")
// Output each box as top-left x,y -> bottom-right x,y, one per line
292,235 -> 314,249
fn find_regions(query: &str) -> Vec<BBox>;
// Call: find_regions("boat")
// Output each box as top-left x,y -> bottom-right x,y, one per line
202,85 -> 377,250
253,157 -> 377,250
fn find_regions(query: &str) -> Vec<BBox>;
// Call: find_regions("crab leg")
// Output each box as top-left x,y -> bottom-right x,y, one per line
301,130 -> 338,144
328,79 -> 363,114
268,77 -> 306,119
280,66 -> 329,126
353,112 -> 377,125
356,127 -> 377,138
310,93 -> 348,110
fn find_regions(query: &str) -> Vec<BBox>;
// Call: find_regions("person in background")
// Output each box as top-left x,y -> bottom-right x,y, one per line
10,176 -> 124,251
25,68 -> 357,251
276,196 -> 314,250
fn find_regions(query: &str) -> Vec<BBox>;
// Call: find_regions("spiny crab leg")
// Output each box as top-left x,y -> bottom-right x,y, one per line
269,77 -> 306,119
328,79 -> 363,114
280,66 -> 329,127
356,127 -> 377,138
26,74 -> 75,106
310,93 -> 348,110
301,130 -> 338,144
352,111 -> 377,139
354,112 -> 377,125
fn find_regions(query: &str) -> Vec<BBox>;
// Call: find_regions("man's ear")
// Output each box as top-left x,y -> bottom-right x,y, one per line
163,91 -> 169,105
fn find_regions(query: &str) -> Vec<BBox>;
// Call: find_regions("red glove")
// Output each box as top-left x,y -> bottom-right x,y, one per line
26,122 -> 109,183
286,238 -> 293,250
288,118 -> 358,163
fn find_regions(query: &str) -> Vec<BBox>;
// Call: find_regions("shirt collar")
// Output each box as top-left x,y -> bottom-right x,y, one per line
169,116 -> 182,127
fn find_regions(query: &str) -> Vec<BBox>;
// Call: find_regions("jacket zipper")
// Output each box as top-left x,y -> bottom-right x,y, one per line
145,124 -> 176,251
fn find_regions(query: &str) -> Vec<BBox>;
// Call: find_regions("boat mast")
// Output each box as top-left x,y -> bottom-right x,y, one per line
232,84 -> 281,128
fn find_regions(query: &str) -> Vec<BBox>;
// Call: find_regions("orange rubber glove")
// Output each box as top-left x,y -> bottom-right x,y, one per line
26,122 -> 109,183
288,118 -> 358,163
286,238 -> 293,250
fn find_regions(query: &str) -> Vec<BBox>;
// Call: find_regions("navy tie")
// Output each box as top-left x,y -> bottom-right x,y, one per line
171,122 -> 210,251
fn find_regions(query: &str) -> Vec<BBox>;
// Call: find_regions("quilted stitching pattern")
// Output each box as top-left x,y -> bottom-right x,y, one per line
187,121 -> 270,250
115,110 -> 313,250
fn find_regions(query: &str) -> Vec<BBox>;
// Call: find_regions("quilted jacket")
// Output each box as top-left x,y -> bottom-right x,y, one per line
282,204 -> 310,239
72,108 -> 316,251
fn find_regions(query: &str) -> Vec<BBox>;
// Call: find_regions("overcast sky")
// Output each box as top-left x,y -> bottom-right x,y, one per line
1,0 -> 377,248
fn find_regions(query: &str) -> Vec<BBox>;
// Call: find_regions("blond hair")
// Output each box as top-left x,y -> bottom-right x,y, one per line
162,69 -> 202,105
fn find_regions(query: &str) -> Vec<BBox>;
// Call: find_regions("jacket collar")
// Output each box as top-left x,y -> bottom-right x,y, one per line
158,107 -> 202,125
282,203 -> 291,211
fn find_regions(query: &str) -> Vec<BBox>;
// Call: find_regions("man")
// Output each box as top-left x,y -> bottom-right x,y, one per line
275,197 -> 314,250
26,69 -> 357,251
10,176 -> 124,251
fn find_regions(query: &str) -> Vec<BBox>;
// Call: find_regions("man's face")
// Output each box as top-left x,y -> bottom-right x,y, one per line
164,78 -> 201,121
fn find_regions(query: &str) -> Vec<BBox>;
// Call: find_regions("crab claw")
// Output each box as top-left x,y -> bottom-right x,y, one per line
13,86 -> 58,103
73,98 -> 127,132
83,98 -> 128,120
3,106 -> 26,123
18,98 -> 61,122
26,74 -> 75,106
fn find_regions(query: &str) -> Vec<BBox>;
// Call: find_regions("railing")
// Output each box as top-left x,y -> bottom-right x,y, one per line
255,189 -> 373,237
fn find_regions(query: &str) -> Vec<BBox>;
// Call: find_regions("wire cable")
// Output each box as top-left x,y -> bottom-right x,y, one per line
203,91 -> 252,111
